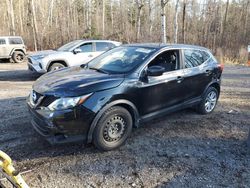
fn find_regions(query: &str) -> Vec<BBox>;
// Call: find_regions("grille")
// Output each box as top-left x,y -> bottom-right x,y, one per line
40,95 -> 58,107
31,90 -> 57,107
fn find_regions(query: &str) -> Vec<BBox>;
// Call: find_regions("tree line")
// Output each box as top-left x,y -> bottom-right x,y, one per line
1,0 -> 249,61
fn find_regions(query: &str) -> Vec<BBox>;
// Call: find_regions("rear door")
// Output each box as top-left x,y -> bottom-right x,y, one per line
181,48 -> 212,100
93,42 -> 113,57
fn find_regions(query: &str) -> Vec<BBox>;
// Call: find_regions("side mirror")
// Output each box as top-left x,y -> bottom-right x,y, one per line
73,48 -> 82,54
147,66 -> 165,77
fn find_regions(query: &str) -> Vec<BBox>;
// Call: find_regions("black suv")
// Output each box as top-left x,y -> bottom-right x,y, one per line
27,44 -> 223,151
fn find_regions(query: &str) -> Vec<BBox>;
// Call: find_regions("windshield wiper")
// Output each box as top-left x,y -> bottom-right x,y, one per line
89,67 -> 109,74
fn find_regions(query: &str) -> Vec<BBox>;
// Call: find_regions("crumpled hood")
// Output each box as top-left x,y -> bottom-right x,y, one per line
33,66 -> 124,97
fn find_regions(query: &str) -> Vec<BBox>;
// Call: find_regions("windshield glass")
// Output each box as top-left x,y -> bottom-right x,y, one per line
57,40 -> 82,51
87,46 -> 156,74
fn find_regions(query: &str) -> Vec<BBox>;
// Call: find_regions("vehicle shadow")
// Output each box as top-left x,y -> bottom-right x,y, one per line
0,70 -> 41,81
0,59 -> 12,63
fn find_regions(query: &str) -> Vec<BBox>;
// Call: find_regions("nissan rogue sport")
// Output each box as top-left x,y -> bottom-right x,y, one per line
27,44 -> 223,151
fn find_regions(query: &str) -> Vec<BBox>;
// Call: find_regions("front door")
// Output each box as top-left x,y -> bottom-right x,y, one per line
71,42 -> 95,66
135,49 -> 186,116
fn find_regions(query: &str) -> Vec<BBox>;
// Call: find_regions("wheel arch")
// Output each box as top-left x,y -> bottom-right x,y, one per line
9,48 -> 26,56
87,99 -> 139,143
207,82 -> 220,95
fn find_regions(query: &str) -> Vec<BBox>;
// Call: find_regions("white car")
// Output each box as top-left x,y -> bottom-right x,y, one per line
0,36 -> 27,63
28,40 -> 121,73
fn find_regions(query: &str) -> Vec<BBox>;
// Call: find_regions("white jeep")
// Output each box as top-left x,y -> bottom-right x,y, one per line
28,40 -> 121,73
0,36 -> 27,63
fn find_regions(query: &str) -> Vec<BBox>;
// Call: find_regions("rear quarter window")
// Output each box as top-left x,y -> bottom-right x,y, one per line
0,39 -> 6,45
184,49 -> 210,68
8,38 -> 23,45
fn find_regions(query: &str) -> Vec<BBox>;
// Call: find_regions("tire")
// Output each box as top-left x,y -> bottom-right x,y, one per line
12,51 -> 25,63
48,62 -> 65,72
197,87 -> 219,114
93,106 -> 133,151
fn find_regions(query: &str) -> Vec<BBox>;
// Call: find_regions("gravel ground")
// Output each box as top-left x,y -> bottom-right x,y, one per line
0,61 -> 249,188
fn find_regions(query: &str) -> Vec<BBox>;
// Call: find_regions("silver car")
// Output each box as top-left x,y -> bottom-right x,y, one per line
0,36 -> 27,63
28,40 -> 121,73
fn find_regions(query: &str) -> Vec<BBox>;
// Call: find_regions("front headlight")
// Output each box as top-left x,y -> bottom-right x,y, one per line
48,93 -> 92,111
33,55 -> 47,60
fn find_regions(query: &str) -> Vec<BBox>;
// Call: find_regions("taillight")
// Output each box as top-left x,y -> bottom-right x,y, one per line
218,64 -> 224,72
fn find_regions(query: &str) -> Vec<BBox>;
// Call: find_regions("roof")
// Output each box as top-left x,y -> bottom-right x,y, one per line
123,43 -> 209,51
73,39 -> 121,44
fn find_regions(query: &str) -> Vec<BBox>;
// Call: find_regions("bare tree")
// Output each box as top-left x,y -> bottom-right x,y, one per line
29,0 -> 38,51
220,0 -> 229,46
161,0 -> 169,43
244,0 -> 249,39
5,0 -> 15,35
136,0 -> 144,41
182,0 -> 187,43
102,0 -> 105,37
47,0 -> 54,27
0,0 -> 248,61
174,0 -> 180,43
148,0 -> 154,37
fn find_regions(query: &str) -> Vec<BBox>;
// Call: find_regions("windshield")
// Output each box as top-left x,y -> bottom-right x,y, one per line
57,40 -> 82,51
86,46 -> 156,74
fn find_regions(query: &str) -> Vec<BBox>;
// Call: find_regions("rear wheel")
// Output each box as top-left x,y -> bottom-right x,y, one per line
48,62 -> 65,72
12,51 -> 25,63
93,106 -> 133,151
197,87 -> 218,114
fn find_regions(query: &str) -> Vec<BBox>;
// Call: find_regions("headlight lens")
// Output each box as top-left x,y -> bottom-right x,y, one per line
33,55 -> 47,60
48,93 -> 92,111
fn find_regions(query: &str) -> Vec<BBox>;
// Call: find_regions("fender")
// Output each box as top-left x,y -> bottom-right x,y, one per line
87,99 -> 139,143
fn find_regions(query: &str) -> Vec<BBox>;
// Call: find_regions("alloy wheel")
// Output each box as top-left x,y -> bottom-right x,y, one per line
204,91 -> 217,112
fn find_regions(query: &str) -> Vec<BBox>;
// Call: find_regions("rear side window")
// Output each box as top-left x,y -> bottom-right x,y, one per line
96,42 -> 112,52
0,39 -> 6,45
8,38 -> 23,44
184,49 -> 210,68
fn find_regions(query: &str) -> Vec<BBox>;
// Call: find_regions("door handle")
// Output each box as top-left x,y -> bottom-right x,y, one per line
88,54 -> 93,58
177,76 -> 184,83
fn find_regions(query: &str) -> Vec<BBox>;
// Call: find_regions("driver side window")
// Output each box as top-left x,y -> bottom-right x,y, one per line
148,50 -> 180,73
79,43 -> 93,52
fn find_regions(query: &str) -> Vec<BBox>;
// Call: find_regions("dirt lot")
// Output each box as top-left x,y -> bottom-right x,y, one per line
0,61 -> 249,188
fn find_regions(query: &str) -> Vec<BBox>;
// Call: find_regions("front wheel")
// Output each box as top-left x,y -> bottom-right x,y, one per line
12,51 -> 25,63
93,106 -> 133,151
48,62 -> 65,72
197,87 -> 219,114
